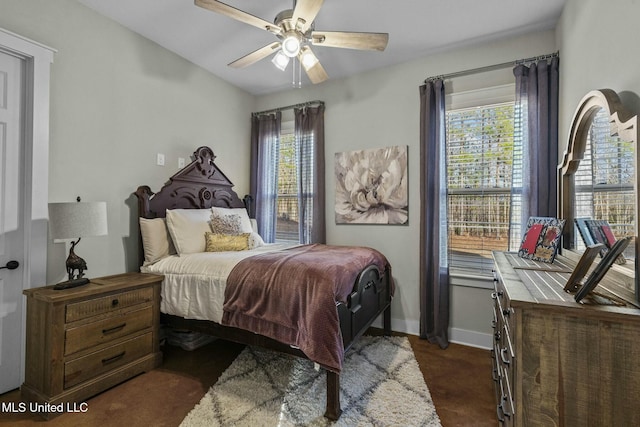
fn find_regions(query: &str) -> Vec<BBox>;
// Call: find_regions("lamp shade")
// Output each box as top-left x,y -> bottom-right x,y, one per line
48,202 -> 108,240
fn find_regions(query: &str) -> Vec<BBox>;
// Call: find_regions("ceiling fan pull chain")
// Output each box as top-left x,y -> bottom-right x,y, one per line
292,57 -> 302,88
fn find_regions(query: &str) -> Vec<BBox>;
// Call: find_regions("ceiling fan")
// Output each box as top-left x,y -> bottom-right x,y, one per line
194,0 -> 389,84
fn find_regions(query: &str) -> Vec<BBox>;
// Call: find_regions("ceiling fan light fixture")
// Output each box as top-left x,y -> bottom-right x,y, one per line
282,34 -> 301,57
300,47 -> 319,69
272,50 -> 290,71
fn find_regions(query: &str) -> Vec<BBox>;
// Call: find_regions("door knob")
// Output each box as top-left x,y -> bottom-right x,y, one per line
0,260 -> 19,270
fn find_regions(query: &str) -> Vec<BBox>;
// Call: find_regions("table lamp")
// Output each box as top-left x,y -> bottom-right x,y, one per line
48,199 -> 108,290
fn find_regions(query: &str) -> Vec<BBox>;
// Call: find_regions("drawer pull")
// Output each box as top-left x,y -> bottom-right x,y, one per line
501,394 -> 512,417
111,298 -> 119,307
491,291 -> 503,299
500,347 -> 511,365
102,323 -> 127,335
503,308 -> 510,317
102,351 -> 126,365
496,403 -> 505,423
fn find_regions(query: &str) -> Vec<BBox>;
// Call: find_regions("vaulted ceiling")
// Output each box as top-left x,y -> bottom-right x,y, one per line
77,0 -> 566,95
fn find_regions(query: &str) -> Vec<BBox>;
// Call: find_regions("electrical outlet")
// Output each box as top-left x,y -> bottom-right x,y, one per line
178,157 -> 185,168
157,153 -> 165,166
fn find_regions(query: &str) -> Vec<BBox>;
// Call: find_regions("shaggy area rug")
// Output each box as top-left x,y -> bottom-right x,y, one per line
180,336 -> 441,426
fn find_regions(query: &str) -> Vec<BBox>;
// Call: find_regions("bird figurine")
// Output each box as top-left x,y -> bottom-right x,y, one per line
66,237 -> 88,281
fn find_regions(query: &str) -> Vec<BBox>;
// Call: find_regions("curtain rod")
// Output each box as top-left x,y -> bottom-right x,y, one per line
252,100 -> 324,117
424,51 -> 558,83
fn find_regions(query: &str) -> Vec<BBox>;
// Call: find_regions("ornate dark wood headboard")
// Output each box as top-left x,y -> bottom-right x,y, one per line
135,146 -> 250,219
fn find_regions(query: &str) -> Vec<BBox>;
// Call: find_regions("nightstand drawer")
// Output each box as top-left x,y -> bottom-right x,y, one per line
64,332 -> 153,389
66,287 -> 153,322
65,306 -> 153,355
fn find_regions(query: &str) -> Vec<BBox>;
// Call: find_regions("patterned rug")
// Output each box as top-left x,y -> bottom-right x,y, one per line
180,336 -> 442,426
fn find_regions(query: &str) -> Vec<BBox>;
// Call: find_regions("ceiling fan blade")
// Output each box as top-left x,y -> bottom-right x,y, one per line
228,42 -> 282,68
292,0 -> 324,33
311,31 -> 389,51
195,0 -> 282,35
303,57 -> 329,84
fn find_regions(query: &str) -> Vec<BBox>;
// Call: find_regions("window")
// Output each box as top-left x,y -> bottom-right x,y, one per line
446,87 -> 517,277
252,105 -> 323,244
275,122 -> 300,242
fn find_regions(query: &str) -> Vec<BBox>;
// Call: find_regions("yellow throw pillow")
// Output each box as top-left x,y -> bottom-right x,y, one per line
205,232 -> 251,252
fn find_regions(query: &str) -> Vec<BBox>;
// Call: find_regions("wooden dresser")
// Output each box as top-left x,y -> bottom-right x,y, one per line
491,251 -> 640,426
21,273 -> 163,417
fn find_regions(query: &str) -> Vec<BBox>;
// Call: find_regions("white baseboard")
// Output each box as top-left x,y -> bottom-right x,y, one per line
371,317 -> 492,350
448,327 -> 492,350
387,317 -> 420,336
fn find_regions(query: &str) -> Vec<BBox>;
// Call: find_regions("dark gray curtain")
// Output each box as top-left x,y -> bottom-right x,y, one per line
512,56 -> 560,226
250,112 -> 281,243
419,79 -> 450,349
294,105 -> 326,244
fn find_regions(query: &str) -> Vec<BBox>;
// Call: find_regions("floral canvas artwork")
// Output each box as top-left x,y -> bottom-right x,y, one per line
335,145 -> 408,224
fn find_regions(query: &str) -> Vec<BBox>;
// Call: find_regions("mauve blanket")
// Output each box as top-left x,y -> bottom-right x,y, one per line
221,244 -> 391,373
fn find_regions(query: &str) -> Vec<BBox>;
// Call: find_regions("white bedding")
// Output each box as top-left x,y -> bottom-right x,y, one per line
141,243 -> 295,323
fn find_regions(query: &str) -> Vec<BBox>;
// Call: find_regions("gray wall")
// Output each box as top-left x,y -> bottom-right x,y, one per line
556,0 -> 640,154
0,0 -> 254,282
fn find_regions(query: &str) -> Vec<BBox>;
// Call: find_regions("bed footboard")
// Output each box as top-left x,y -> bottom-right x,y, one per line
338,264 -> 393,349
326,264 -> 392,419
162,263 -> 392,422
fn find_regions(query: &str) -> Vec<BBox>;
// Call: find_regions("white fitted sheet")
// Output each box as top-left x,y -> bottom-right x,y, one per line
141,243 -> 295,323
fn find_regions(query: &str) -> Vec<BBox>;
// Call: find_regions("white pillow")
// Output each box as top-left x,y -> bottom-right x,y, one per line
250,218 -> 259,234
210,207 -> 253,234
165,209 -> 212,255
248,232 -> 265,249
139,217 -> 176,265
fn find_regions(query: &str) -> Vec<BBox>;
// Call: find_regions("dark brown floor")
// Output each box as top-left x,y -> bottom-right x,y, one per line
0,333 -> 495,426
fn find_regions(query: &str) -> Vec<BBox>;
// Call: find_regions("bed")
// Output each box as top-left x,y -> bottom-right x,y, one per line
134,146 -> 394,420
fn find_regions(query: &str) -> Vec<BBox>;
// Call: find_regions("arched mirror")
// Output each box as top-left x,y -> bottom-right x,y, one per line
558,89 -> 639,305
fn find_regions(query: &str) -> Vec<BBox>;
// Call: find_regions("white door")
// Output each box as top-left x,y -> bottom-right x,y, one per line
0,49 -> 25,394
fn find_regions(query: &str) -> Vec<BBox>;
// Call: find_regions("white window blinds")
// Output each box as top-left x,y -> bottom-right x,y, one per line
275,124 -> 300,242
446,100 -> 517,276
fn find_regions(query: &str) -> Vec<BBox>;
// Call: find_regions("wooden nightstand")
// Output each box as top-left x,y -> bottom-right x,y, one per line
21,273 -> 163,417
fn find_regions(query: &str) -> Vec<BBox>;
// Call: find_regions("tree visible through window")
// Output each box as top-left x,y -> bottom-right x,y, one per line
276,128 -> 300,242
446,102 -> 516,275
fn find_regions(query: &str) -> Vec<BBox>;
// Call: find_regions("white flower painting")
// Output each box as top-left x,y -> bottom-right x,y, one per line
335,145 -> 408,224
